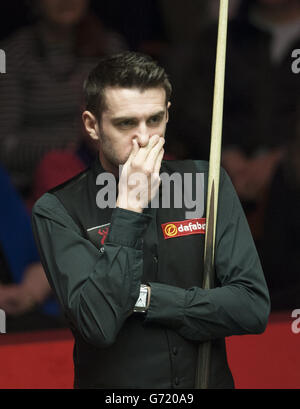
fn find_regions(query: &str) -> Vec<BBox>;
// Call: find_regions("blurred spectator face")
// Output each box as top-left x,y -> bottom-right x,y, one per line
39,0 -> 88,27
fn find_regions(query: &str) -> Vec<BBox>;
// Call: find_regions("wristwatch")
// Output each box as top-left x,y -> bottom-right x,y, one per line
133,284 -> 149,313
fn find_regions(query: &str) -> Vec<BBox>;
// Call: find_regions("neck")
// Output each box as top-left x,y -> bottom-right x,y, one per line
255,3 -> 300,24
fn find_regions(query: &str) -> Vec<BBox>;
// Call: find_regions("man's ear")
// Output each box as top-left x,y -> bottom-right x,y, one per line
166,101 -> 171,123
82,111 -> 100,140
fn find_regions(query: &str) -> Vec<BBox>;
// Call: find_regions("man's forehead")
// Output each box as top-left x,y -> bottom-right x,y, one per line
103,86 -> 167,115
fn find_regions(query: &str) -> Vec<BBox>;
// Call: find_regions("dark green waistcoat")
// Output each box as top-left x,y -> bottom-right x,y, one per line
52,158 -> 234,389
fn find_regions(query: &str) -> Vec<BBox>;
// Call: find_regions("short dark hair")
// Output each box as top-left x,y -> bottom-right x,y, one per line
83,51 -> 172,122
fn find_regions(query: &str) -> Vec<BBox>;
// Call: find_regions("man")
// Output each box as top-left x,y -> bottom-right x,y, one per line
32,52 -> 270,389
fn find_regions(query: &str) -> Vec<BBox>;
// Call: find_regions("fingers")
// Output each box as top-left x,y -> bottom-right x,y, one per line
154,147 -> 164,175
125,138 -> 140,167
132,134 -> 161,167
150,148 -> 164,192
129,135 -> 164,177
117,135 -> 164,212
144,137 -> 165,170
124,134 -> 158,169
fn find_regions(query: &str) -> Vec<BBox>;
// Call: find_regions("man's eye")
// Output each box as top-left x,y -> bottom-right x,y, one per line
148,116 -> 163,126
117,120 -> 135,128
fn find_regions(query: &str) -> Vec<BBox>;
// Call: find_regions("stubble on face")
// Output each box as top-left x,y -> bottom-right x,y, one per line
98,124 -> 127,171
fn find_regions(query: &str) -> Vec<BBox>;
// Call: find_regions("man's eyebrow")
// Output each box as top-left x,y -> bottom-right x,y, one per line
111,116 -> 137,123
149,110 -> 166,118
111,110 -> 166,122
148,110 -> 166,118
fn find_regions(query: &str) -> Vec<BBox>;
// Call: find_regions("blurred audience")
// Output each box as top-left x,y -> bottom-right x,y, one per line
0,0 -> 126,197
257,123 -> 300,310
27,150 -> 87,210
91,0 -> 167,59
159,0 -> 211,45
0,165 -> 65,332
26,112 -> 98,209
221,0 -> 300,208
164,0 -> 300,167
159,0 -> 241,45
163,0 -> 300,311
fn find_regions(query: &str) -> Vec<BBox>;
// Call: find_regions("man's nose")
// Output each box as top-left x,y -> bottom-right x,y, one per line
134,124 -> 150,147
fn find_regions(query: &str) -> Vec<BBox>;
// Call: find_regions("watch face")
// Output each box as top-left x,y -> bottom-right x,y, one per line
135,289 -> 148,308
134,287 -> 148,312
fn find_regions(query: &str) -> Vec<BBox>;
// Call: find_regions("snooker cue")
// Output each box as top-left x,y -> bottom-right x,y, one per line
194,0 -> 229,389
